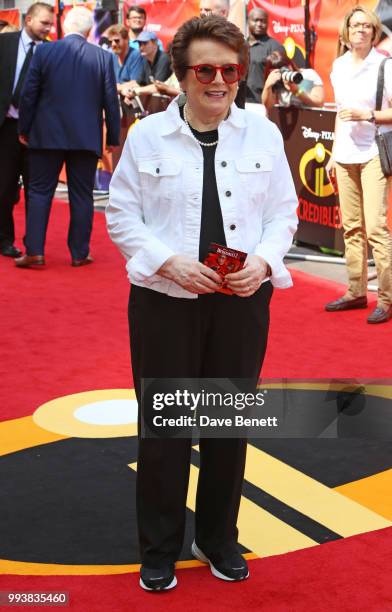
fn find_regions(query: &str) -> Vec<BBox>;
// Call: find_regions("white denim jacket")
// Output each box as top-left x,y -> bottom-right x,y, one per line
106,96 -> 298,299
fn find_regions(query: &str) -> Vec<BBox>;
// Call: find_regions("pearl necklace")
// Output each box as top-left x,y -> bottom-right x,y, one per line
183,104 -> 219,147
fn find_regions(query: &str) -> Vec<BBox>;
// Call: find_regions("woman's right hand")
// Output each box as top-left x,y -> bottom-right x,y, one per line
264,69 -> 282,91
326,157 -> 335,177
157,255 -> 223,294
326,158 -> 338,193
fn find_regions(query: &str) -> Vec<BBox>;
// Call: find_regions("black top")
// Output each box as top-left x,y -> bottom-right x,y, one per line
179,105 -> 226,262
138,49 -> 172,86
246,35 -> 284,103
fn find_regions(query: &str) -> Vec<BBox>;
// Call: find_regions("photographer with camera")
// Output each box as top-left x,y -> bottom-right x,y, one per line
261,49 -> 324,113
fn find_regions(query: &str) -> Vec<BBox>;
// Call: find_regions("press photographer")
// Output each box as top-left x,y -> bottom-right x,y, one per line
261,49 -> 324,113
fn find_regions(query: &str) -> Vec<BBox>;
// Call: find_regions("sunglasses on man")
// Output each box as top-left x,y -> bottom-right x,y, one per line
185,64 -> 244,84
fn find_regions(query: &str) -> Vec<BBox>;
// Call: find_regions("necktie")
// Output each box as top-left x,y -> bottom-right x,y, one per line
12,41 -> 35,109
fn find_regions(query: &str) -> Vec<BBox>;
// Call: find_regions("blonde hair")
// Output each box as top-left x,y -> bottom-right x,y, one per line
0,24 -> 19,33
340,5 -> 382,48
336,22 -> 350,57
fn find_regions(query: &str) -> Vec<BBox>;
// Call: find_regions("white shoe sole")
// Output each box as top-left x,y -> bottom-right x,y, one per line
139,575 -> 177,591
191,541 -> 249,582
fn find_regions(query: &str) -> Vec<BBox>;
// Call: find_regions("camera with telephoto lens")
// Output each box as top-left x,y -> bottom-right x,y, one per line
272,66 -> 303,92
280,67 -> 303,84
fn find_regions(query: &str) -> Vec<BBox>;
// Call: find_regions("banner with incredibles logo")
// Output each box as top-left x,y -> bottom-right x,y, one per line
270,105 -> 344,251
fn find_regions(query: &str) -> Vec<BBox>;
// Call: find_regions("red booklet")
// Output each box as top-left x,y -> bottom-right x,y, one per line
203,242 -> 247,295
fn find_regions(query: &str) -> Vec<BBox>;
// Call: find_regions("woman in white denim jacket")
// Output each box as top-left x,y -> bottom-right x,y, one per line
106,15 -> 298,592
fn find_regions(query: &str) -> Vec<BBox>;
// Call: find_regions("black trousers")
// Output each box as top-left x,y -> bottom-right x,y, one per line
26,149 -> 98,259
0,118 -> 29,248
128,281 -> 273,568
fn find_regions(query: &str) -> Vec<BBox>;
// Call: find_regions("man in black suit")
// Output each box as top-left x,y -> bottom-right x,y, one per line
0,2 -> 54,258
16,6 -> 120,269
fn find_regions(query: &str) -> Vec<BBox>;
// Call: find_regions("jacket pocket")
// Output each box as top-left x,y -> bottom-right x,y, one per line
138,158 -> 182,201
234,153 -> 274,201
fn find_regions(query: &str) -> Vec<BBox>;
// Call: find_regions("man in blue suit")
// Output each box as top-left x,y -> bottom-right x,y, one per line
16,7 -> 120,268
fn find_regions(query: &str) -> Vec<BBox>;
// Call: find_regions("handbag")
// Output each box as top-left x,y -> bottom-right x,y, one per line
375,57 -> 392,177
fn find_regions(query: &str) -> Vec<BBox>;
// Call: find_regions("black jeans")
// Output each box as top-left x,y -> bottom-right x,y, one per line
128,282 -> 273,567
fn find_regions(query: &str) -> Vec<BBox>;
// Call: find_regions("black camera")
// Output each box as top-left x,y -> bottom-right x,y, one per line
271,66 -> 303,93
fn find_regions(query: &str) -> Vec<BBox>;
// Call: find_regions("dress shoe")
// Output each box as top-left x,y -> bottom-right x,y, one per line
1,244 -> 22,258
71,255 -> 94,267
15,254 -> 45,268
367,305 -> 392,324
325,296 -> 367,312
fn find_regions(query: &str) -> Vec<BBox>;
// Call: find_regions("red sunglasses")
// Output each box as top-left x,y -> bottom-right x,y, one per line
185,64 -> 244,84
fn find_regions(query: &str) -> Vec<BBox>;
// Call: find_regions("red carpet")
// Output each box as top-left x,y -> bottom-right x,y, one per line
1,528 -> 391,611
0,199 -> 130,422
1,200 -> 392,610
265,270 -> 392,381
0,199 -> 391,422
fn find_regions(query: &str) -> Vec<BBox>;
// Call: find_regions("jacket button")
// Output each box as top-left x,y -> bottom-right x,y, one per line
230,224 -> 236,231
221,161 -> 227,167
255,162 -> 261,168
156,168 -> 160,174
225,190 -> 231,197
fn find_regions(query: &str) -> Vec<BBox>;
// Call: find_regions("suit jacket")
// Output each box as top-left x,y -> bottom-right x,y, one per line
19,34 -> 120,157
0,31 -> 20,126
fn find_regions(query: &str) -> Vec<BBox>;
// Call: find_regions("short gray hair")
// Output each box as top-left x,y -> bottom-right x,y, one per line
63,7 -> 93,36
213,0 -> 230,17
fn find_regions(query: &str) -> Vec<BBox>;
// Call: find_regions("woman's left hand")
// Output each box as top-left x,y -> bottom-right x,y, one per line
338,108 -> 372,122
286,81 -> 299,95
225,255 -> 270,298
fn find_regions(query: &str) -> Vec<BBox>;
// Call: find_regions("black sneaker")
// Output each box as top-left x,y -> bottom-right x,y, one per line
192,541 -> 249,581
139,564 -> 177,591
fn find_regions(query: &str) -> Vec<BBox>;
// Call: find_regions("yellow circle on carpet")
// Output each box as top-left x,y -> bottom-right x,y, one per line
33,389 -> 138,438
